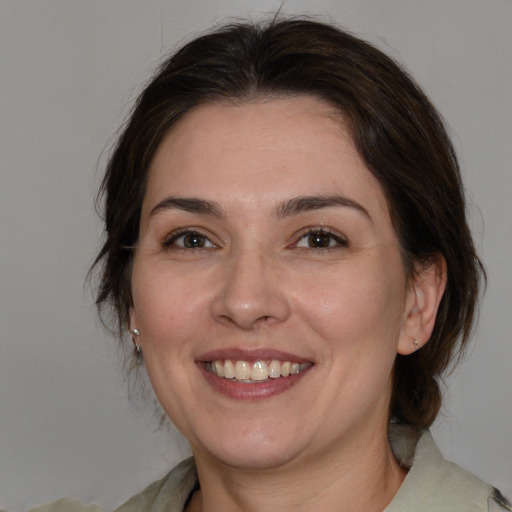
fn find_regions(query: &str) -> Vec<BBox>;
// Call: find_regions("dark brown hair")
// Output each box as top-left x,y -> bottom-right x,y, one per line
92,18 -> 485,428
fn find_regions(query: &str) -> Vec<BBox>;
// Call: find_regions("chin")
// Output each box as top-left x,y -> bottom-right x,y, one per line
207,443 -> 302,471
192,422 -> 309,470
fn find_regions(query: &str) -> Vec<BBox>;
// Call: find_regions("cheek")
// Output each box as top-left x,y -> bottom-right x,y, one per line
293,261 -> 405,344
131,264 -> 213,351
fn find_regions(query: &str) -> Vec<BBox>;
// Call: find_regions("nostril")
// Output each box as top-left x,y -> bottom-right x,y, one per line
210,262 -> 291,329
215,312 -> 280,331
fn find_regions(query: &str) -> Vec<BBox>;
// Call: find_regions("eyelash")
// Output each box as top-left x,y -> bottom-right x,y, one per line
292,227 -> 348,250
162,229 -> 216,250
162,227 -> 348,251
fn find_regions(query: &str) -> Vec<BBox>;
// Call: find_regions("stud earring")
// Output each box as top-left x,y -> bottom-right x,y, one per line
413,339 -> 420,350
131,328 -> 142,354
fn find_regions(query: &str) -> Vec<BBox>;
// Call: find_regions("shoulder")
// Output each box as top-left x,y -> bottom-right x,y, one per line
14,458 -> 197,512
113,458 -> 197,512
387,425 -> 511,512
23,498 -> 103,512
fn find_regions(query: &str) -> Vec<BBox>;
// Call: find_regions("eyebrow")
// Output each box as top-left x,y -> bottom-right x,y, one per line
149,197 -> 223,218
148,194 -> 370,220
276,195 -> 370,219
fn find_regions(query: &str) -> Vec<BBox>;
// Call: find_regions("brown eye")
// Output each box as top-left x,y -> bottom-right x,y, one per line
308,232 -> 332,248
182,233 -> 207,248
164,230 -> 215,249
295,229 -> 347,249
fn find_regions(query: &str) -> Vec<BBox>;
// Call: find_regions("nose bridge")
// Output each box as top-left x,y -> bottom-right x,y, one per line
211,245 -> 290,330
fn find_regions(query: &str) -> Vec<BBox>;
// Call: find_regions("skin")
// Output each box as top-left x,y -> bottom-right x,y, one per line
129,96 -> 446,512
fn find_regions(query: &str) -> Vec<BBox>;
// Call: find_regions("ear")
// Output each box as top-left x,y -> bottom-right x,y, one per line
397,254 -> 447,355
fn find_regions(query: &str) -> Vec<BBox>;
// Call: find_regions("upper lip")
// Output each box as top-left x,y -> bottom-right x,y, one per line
196,348 -> 312,364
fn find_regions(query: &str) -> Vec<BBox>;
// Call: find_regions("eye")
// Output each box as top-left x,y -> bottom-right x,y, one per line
163,230 -> 216,249
294,229 -> 347,249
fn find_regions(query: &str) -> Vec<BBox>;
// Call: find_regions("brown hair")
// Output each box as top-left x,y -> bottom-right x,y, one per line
92,18 -> 485,428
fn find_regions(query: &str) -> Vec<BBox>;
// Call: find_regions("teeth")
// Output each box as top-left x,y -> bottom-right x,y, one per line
223,360 -> 235,379
268,360 -> 281,379
251,361 -> 268,381
234,360 -> 251,380
208,359 -> 310,381
213,360 -> 224,378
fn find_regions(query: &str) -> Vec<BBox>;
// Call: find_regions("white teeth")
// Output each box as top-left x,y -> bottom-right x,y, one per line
213,360 -> 224,378
223,359 -> 235,379
268,360 -> 281,379
251,361 -> 269,381
234,360 -> 251,380
208,359 -> 310,381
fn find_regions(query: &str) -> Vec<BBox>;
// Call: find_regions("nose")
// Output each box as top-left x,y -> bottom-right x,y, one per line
210,249 -> 291,330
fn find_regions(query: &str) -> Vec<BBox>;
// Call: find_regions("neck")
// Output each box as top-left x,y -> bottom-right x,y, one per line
186,422 -> 406,512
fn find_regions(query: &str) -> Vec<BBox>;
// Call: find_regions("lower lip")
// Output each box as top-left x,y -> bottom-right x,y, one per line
198,363 -> 312,400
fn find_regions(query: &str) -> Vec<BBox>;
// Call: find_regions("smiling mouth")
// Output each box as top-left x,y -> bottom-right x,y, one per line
205,359 -> 313,383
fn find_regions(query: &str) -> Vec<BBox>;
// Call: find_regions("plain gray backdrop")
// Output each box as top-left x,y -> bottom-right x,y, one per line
1,1 -> 511,511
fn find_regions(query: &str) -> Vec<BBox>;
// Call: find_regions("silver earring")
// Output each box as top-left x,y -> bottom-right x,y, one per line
131,329 -> 142,354
413,339 -> 420,350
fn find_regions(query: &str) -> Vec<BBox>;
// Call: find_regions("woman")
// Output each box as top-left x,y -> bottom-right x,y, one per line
26,18 -> 509,512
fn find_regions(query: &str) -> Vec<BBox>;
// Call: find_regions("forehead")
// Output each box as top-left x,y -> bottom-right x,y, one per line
144,96 -> 390,222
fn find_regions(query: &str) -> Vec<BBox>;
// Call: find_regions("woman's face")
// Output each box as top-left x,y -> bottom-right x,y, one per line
130,96 -> 419,469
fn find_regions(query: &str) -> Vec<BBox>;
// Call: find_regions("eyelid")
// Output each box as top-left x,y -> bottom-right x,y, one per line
160,226 -> 347,250
291,226 -> 348,249
162,227 -> 218,249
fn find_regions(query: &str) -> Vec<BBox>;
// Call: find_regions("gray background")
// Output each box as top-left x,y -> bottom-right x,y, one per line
1,1 -> 511,510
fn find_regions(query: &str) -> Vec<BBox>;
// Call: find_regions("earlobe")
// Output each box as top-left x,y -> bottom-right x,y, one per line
129,306 -> 142,355
397,255 -> 447,355
129,306 -> 138,333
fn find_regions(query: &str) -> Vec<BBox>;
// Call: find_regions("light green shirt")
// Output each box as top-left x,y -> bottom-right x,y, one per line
17,429 -> 511,512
